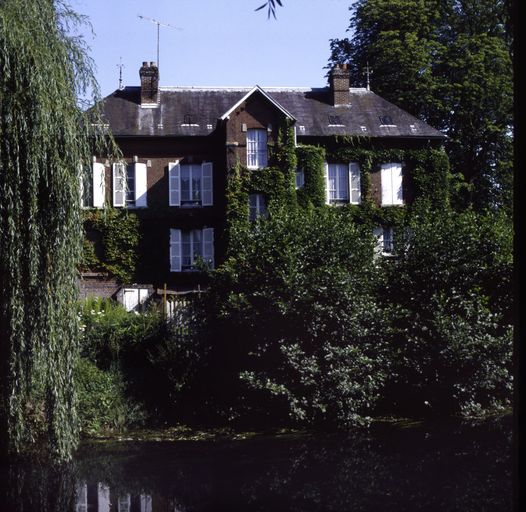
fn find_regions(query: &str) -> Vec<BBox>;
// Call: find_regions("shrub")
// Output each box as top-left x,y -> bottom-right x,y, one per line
380,206 -> 513,417
75,358 -> 146,436
207,208 -> 391,427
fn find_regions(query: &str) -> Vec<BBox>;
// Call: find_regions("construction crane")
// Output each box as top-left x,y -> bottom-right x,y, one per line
137,15 -> 182,68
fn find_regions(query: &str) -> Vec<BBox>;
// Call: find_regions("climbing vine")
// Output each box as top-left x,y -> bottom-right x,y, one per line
81,209 -> 140,283
225,133 -> 450,256
296,145 -> 326,208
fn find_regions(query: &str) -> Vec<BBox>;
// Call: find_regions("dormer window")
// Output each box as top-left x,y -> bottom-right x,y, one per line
246,129 -> 268,169
328,115 -> 343,126
379,115 -> 395,126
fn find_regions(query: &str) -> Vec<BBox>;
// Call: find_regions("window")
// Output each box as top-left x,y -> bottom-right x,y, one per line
170,228 -> 214,272
168,162 -> 213,206
249,194 -> 268,221
328,115 -> 343,125
126,165 -> 135,205
381,163 -> 403,205
373,226 -> 395,255
246,129 -> 268,169
295,170 -> 305,190
379,115 -> 394,125
326,163 -> 361,204
113,162 -> 147,208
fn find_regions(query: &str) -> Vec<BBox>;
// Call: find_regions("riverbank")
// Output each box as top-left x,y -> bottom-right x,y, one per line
81,409 -> 512,443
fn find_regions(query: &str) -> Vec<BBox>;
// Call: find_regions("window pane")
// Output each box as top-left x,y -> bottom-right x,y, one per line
247,129 -> 267,168
126,166 -> 135,203
192,230 -> 202,259
337,164 -> 348,199
180,166 -> 190,202
181,231 -> 191,266
328,165 -> 336,200
191,165 -> 201,201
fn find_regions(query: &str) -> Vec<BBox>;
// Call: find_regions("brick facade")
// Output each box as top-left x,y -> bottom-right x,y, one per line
83,63 -> 445,294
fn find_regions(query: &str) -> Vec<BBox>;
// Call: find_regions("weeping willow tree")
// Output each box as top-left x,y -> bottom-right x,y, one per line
0,0 -> 108,460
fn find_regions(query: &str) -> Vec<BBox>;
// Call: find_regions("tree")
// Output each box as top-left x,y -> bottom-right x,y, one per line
255,0 -> 283,19
0,0 -> 107,460
206,208 -> 390,427
328,0 -> 513,211
379,204 -> 513,416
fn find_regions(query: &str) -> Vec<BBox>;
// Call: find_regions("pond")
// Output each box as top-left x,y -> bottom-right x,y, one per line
1,415 -> 513,511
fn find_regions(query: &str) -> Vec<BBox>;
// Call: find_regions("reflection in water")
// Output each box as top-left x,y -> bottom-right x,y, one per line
74,483 -> 153,512
1,416 -> 513,511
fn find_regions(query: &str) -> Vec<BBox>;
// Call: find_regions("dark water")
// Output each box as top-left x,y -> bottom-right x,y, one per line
0,415 -> 513,511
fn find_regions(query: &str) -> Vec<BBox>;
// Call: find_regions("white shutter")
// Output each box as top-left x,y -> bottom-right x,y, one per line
202,228 -> 214,269
93,162 -> 105,208
168,161 -> 181,206
324,163 -> 331,204
201,162 -> 213,206
381,163 -> 393,205
79,166 -> 85,207
392,163 -> 403,205
349,162 -> 361,204
373,226 -> 384,255
113,163 -> 126,207
134,163 -> 147,208
170,229 -> 182,272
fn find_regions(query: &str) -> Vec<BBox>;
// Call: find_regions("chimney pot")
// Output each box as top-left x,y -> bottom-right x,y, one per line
330,64 -> 351,106
139,61 -> 159,105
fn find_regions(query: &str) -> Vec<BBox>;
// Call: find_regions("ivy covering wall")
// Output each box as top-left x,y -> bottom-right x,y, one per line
81,209 -> 140,283
226,129 -> 451,243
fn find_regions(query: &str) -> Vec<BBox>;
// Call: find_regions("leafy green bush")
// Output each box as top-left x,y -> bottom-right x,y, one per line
79,297 -> 161,367
75,358 -> 146,436
207,208 -> 391,427
380,206 -> 513,417
78,296 -> 209,425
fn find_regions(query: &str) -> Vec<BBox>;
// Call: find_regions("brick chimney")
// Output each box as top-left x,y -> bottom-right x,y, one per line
329,64 -> 350,106
139,61 -> 159,105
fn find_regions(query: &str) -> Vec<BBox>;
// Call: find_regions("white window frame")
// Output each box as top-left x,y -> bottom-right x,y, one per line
381,162 -> 404,206
170,228 -> 214,272
246,129 -> 268,169
112,162 -> 126,207
249,193 -> 268,221
326,162 -> 361,204
168,161 -> 213,207
112,162 -> 147,208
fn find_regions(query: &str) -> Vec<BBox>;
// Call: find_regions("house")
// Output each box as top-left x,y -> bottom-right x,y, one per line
81,61 -> 446,297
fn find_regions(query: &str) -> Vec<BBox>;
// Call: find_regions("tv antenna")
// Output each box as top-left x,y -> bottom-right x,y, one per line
117,57 -> 125,90
363,61 -> 373,91
138,15 -> 182,68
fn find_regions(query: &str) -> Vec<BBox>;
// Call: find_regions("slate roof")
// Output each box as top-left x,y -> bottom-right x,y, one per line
98,86 -> 445,140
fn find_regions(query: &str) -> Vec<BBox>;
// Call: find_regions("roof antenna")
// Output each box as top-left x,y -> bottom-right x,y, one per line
138,15 -> 182,69
117,57 -> 125,90
363,61 -> 373,91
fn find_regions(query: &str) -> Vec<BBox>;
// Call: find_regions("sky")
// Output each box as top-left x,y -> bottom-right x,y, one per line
69,0 -> 354,99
